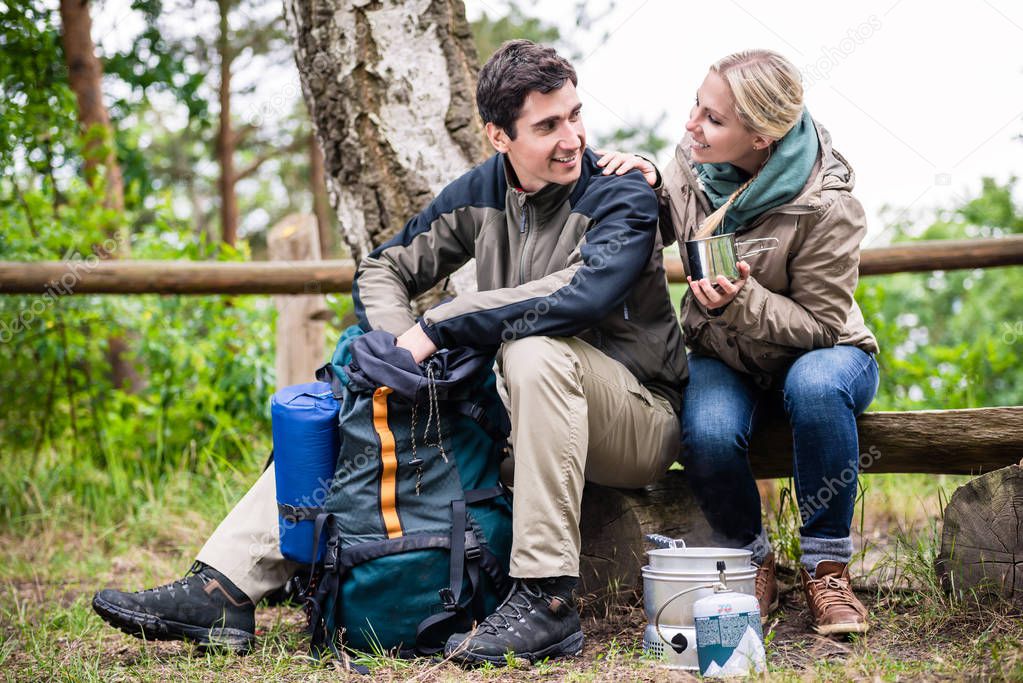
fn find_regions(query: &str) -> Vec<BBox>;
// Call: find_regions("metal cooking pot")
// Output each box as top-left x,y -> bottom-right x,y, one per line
642,566 -> 757,627
648,546 -> 753,573
685,233 -> 779,281
642,564 -> 757,629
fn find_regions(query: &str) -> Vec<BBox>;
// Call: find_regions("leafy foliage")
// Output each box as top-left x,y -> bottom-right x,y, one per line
0,177 -> 277,525
0,2 -> 78,182
470,3 -> 561,62
859,177 -> 1023,410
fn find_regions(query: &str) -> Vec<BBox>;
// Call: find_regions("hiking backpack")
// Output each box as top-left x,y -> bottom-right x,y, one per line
274,326 -> 513,658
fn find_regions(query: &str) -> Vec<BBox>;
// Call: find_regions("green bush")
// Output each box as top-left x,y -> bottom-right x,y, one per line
0,179 -> 277,525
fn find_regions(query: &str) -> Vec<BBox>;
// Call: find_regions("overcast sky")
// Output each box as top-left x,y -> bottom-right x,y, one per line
467,0 -> 1023,244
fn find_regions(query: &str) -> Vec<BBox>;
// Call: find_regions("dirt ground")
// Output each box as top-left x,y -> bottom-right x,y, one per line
4,556 -> 1021,682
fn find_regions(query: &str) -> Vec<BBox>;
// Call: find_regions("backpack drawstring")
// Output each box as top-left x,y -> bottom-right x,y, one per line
407,363 -> 448,496
423,364 -> 449,464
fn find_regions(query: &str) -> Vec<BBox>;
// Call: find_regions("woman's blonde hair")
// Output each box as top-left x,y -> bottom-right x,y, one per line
696,49 -> 804,237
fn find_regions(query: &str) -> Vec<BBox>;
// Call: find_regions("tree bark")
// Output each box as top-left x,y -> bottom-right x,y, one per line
59,0 -> 138,391
217,0 -> 239,246
579,472 -> 718,601
59,0 -> 125,213
284,0 -> 488,265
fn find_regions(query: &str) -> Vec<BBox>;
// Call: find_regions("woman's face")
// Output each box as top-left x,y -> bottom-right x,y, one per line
685,70 -> 771,173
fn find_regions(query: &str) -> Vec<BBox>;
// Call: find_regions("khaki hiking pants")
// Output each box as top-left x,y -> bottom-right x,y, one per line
198,335 -> 679,602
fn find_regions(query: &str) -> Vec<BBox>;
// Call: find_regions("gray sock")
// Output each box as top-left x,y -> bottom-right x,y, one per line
743,528 -> 772,566
800,536 -> 853,575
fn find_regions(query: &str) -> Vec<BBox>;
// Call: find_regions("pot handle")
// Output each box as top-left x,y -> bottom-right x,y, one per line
654,582 -> 721,652
645,534 -> 687,550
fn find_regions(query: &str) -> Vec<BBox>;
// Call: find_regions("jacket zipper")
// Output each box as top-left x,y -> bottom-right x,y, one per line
518,204 -> 531,285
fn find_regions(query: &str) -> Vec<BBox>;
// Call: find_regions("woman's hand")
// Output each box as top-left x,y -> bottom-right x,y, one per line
595,150 -> 658,187
687,261 -> 751,310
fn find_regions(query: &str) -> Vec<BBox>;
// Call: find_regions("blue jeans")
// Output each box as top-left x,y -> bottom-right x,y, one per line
680,346 -> 879,564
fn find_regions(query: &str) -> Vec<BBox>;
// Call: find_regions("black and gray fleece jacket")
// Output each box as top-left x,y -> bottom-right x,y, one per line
352,148 -> 688,412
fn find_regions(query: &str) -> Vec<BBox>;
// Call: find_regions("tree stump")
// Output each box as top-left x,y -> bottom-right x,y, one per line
936,461 -> 1023,601
579,470 -> 716,601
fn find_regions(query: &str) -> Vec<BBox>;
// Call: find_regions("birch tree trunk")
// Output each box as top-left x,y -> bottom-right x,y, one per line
283,0 -> 487,265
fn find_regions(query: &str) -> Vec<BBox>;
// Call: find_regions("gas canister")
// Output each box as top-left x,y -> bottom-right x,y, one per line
693,587 -> 765,677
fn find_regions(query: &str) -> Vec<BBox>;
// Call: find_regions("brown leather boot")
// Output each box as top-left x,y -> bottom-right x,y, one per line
800,560 -> 869,635
754,552 -> 779,624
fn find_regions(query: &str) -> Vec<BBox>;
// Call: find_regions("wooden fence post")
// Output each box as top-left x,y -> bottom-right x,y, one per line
268,214 -> 329,389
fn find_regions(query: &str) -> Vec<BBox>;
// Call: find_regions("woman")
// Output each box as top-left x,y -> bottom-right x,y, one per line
598,49 -> 879,635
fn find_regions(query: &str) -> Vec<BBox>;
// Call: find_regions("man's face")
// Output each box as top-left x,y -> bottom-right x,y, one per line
487,81 -> 586,192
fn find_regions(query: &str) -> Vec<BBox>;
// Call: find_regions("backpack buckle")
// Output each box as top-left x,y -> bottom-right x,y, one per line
466,403 -> 485,424
438,587 -> 457,611
324,536 -> 340,572
280,503 -> 301,522
464,531 -> 482,561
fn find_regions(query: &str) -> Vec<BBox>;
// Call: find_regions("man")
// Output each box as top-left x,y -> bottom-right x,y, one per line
93,39 -> 687,665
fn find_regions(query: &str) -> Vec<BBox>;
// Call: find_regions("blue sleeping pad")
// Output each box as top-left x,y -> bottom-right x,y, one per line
271,381 -> 340,564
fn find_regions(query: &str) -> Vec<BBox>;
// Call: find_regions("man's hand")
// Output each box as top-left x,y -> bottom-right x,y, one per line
395,323 -> 438,364
595,150 -> 658,188
687,261 -> 751,310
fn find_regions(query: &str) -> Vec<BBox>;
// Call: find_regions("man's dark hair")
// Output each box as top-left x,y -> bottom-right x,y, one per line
476,39 -> 577,140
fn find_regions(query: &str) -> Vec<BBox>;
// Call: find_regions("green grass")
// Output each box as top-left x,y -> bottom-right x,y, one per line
2,450 -> 1022,681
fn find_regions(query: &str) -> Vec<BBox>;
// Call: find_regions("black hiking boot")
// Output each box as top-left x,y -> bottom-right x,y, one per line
92,561 -> 256,652
444,576 -> 583,665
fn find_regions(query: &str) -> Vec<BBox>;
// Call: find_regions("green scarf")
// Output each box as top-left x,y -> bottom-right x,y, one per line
696,107 -> 819,234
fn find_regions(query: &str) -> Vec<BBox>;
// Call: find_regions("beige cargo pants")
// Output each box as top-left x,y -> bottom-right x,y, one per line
197,335 -> 679,601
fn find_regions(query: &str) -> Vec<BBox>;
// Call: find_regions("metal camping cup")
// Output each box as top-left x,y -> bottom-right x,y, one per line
684,234 -> 780,281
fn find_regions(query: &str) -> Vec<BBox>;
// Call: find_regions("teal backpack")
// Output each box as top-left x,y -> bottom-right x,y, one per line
307,326 -> 513,659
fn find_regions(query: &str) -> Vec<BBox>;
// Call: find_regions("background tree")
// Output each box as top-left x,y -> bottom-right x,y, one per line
284,0 -> 487,264
59,0 -> 125,213
213,0 -> 301,246
470,2 -> 559,60
58,0 -> 142,390
101,0 -> 316,252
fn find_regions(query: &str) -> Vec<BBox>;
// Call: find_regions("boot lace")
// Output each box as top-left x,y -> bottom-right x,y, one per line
754,563 -> 771,600
136,561 -> 206,597
807,574 -> 866,617
476,581 -> 545,635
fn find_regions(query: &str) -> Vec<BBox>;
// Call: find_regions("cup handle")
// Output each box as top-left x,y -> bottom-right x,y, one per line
736,236 -> 779,259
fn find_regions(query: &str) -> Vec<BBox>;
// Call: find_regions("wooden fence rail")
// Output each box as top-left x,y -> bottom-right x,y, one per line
2,235 -> 1023,295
